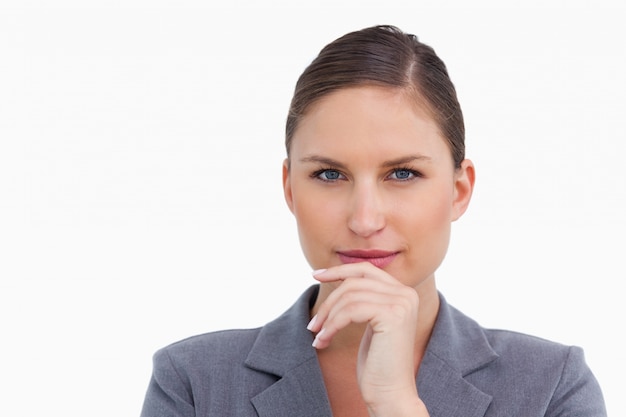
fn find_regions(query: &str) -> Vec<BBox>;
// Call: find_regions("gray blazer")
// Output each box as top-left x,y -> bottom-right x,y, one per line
140,285 -> 606,416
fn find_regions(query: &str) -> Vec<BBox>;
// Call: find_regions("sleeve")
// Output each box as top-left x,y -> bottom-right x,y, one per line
545,346 -> 607,417
140,348 -> 196,417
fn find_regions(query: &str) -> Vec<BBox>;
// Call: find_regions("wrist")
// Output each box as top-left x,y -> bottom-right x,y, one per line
367,395 -> 429,417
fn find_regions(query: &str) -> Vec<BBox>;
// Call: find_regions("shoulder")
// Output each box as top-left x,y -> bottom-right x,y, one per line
479,327 -> 592,390
485,326 -> 573,361
152,327 -> 262,375
150,285 -> 320,382
147,327 -> 276,409
437,296 -> 581,369
441,298 -> 594,381
143,327 -> 284,417
430,296 -> 606,415
141,287 -> 320,416
479,328 -> 605,415
444,302 -> 606,415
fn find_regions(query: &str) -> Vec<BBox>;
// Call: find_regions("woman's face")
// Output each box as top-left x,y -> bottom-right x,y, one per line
283,86 -> 474,290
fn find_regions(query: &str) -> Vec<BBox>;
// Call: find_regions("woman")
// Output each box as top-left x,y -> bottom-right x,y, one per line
140,25 -> 606,417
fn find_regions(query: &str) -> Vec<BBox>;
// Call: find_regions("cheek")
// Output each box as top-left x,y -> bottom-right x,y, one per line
430,194 -> 454,226
395,187 -> 454,254
291,188 -> 342,257
396,185 -> 453,225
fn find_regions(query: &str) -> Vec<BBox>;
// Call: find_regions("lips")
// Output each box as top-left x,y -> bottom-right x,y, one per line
337,249 -> 399,268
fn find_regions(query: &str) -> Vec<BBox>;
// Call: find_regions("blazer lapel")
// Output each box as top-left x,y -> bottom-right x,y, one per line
418,294 -> 499,417
243,288 -> 497,417
245,286 -> 333,417
250,356 -> 332,417
418,352 -> 493,417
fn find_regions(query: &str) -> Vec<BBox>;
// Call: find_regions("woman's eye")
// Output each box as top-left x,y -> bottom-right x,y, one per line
389,168 -> 416,180
316,169 -> 343,181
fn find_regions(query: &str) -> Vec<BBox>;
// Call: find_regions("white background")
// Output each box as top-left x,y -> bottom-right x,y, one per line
1,1 -> 624,416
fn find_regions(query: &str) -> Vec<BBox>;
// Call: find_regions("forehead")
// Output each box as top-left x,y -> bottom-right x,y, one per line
291,86 -> 449,162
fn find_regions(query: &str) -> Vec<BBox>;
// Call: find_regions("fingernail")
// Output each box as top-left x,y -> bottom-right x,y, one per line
307,315 -> 317,331
312,269 -> 327,276
312,328 -> 325,348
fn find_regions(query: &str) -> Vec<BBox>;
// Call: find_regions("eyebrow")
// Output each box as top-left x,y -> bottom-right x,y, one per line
381,155 -> 432,167
299,154 -> 432,168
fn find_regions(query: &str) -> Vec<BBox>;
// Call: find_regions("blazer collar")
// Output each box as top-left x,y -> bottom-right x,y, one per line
245,285 -> 333,417
417,294 -> 499,417
245,286 -> 498,417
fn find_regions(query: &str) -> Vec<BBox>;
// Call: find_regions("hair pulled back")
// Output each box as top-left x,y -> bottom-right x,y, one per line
285,25 -> 465,168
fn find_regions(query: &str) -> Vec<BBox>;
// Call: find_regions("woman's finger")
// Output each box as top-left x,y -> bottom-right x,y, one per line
311,287 -> 407,349
312,261 -> 399,284
309,272 -> 417,349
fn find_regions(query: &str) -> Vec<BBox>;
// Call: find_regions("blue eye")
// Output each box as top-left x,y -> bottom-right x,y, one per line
317,169 -> 342,181
390,168 -> 416,180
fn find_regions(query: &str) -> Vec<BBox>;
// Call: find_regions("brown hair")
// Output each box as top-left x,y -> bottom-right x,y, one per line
285,25 -> 465,168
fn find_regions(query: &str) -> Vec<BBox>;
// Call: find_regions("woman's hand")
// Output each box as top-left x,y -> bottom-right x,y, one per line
308,262 -> 429,417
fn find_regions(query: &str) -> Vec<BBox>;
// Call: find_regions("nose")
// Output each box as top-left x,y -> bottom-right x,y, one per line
347,182 -> 386,237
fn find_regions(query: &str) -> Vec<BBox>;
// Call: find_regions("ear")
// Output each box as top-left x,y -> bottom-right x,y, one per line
451,159 -> 475,221
282,158 -> 295,213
